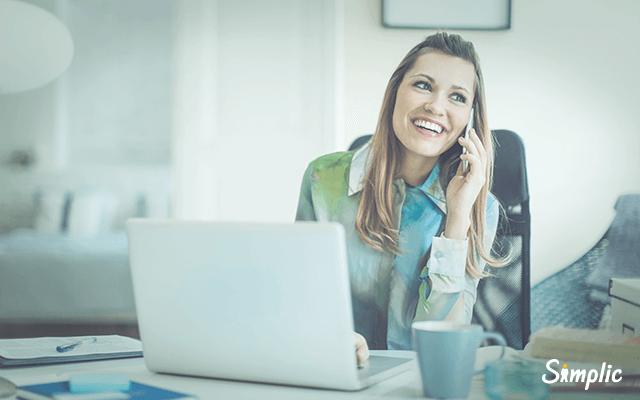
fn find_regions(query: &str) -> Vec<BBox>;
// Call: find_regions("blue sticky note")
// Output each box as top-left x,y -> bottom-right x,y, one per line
69,374 -> 131,393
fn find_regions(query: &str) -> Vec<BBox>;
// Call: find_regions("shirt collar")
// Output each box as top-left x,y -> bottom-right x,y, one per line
347,140 -> 447,214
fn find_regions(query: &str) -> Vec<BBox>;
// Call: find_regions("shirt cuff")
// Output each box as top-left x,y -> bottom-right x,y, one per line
427,235 -> 468,278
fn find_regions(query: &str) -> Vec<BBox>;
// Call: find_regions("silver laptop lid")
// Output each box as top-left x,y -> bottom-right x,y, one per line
127,219 -> 360,390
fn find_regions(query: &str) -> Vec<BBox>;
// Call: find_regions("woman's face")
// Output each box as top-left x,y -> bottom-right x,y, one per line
392,51 -> 476,165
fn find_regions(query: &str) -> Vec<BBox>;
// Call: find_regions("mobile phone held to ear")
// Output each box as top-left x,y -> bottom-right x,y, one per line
462,107 -> 474,172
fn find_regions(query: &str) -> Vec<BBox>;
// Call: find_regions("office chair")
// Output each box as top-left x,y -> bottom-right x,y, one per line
472,130 -> 530,350
348,135 -> 371,152
347,130 -> 531,350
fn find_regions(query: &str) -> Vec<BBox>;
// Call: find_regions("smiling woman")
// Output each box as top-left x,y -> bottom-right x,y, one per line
296,32 -> 503,360
392,52 -> 476,177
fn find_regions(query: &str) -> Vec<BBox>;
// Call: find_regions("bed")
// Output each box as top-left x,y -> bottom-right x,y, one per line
0,230 -> 135,323
0,168 -> 170,330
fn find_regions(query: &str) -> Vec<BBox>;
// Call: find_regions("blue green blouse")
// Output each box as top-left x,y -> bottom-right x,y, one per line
295,141 -> 499,350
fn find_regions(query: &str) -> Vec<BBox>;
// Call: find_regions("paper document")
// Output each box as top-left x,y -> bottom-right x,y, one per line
0,335 -> 143,366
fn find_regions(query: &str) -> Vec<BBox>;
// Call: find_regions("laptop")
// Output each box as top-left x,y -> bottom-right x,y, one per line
126,219 -> 413,391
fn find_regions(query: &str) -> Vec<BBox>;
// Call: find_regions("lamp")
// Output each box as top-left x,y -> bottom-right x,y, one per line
0,0 -> 74,94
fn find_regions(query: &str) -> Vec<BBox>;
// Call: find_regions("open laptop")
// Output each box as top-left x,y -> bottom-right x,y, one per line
126,219 -> 413,391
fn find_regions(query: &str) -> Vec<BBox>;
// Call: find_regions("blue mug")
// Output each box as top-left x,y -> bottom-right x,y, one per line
412,321 -> 507,399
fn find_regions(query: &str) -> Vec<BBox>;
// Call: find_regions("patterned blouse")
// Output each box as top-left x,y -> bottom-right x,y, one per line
296,142 -> 499,350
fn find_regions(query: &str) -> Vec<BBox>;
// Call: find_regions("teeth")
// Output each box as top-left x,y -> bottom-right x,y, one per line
414,119 -> 443,133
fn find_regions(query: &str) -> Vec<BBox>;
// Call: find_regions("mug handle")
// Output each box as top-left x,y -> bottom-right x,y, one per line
473,332 -> 507,375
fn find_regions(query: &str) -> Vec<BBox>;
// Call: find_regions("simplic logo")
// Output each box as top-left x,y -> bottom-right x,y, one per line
541,359 -> 623,390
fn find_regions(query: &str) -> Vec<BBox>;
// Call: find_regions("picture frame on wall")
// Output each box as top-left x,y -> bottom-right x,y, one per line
382,0 -> 511,30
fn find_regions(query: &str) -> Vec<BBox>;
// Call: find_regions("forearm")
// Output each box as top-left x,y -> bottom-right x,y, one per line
415,276 -> 472,323
443,210 -> 470,241
414,235 -> 479,324
415,196 -> 501,324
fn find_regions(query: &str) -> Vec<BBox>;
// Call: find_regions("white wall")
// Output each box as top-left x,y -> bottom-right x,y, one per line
0,0 -> 172,231
0,0 -> 56,168
0,0 -> 172,170
171,0 -> 343,221
343,0 -> 640,285
0,85 -> 55,166
65,0 -> 172,167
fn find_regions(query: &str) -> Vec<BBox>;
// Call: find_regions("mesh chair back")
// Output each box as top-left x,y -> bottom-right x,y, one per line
472,129 -> 530,349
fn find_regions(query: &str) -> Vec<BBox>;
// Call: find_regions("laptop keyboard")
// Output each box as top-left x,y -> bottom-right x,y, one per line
357,355 -> 413,380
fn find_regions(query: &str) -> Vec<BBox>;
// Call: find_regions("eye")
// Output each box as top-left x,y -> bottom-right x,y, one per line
451,93 -> 467,103
413,81 -> 431,91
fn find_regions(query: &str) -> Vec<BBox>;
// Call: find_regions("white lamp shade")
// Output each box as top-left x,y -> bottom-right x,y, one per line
0,0 -> 74,93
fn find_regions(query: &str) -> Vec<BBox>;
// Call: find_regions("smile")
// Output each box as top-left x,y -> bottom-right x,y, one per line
412,118 -> 446,136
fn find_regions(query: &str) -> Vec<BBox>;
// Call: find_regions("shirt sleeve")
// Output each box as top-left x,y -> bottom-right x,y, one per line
413,196 -> 500,324
295,163 -> 317,222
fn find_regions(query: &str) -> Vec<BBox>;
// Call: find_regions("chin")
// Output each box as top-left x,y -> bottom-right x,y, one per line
407,145 -> 447,159
410,139 -> 453,157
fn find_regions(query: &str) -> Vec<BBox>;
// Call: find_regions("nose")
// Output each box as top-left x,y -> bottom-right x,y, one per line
424,93 -> 446,116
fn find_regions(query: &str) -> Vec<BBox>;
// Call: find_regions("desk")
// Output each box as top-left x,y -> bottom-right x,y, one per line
0,349 -> 636,400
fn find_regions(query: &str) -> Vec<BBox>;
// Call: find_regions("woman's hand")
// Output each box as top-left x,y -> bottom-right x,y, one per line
353,332 -> 370,365
444,128 -> 487,240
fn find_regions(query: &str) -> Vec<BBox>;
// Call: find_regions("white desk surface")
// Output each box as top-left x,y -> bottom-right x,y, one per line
0,349 -> 636,400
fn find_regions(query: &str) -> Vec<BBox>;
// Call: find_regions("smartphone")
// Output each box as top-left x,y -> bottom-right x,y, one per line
462,107 -> 474,172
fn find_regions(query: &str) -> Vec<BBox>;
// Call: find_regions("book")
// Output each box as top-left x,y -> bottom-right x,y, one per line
18,380 -> 196,400
0,335 -> 142,367
529,326 -> 640,368
550,374 -> 640,392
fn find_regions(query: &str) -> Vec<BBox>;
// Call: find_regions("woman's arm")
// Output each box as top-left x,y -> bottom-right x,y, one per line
412,125 -> 497,323
295,162 -> 370,365
295,163 -> 317,222
414,197 -> 499,323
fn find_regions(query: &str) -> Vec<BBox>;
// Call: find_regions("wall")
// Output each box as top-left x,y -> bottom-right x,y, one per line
343,0 -> 640,286
0,0 -> 172,232
65,0 -> 172,167
171,0 -> 343,221
0,0 -> 172,170
0,0 -> 56,169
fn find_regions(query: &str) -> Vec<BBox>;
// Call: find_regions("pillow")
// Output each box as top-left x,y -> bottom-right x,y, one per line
34,190 -> 71,233
66,191 -> 118,236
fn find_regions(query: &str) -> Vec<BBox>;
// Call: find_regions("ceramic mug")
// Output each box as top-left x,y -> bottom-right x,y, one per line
412,321 -> 507,399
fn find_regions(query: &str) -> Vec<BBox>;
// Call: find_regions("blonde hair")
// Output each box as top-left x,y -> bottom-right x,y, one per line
354,32 -> 499,278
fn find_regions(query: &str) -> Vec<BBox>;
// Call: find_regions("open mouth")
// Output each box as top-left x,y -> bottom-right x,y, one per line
413,118 -> 446,136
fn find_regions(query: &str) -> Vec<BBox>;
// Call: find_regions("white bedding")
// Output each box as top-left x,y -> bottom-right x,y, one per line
0,230 -> 136,323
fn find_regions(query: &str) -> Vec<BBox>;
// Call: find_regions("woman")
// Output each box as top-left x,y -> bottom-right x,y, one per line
296,32 -> 501,363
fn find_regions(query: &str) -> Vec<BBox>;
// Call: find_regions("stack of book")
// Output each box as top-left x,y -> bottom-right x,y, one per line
527,326 -> 640,392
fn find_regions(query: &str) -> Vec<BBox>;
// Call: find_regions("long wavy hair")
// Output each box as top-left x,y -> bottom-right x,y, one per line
354,32 -> 499,277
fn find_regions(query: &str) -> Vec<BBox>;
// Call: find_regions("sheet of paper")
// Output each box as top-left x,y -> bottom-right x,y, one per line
0,335 -> 142,359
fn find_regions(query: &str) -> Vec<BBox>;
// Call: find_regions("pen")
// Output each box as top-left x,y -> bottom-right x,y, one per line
56,337 -> 97,353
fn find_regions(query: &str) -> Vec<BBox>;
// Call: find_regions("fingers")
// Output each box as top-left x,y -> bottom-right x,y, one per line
460,150 -> 484,179
459,129 -> 485,160
458,129 -> 487,174
353,332 -> 370,365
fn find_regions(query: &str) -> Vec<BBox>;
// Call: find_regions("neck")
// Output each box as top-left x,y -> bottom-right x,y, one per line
397,152 -> 438,187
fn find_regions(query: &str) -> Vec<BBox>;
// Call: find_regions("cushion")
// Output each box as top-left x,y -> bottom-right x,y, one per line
34,189 -> 70,233
66,191 -> 118,236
